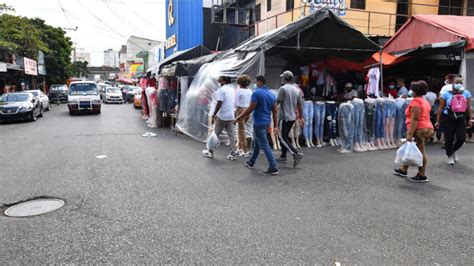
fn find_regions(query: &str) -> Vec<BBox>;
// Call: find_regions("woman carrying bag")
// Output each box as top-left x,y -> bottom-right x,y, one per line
436,77 -> 472,165
394,81 -> 434,183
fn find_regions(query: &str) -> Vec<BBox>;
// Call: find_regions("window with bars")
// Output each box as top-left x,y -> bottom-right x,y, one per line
468,0 -> 474,16
350,0 -> 366,10
438,0 -> 464,15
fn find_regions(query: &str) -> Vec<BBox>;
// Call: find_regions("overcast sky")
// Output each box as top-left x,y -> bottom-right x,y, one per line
3,0 -> 166,66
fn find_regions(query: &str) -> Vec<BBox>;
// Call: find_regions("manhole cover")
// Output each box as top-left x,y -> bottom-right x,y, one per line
4,198 -> 65,217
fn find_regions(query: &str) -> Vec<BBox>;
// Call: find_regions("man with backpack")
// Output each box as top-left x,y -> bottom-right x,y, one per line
436,77 -> 472,165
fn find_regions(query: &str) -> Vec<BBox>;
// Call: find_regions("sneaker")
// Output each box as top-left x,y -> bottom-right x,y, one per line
239,152 -> 250,158
202,149 -> 214,158
338,149 -> 352,154
293,153 -> 303,167
316,144 -> 323,148
235,149 -> 243,156
453,152 -> 459,162
226,153 -> 237,161
276,157 -> 287,163
447,156 -> 455,165
263,168 -> 279,175
393,169 -> 408,178
408,174 -> 429,183
245,161 -> 254,169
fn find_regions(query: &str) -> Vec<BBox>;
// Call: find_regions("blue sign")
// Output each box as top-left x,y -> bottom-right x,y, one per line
165,0 -> 204,58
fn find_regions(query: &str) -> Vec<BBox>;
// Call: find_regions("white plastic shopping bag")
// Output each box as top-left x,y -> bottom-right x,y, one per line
206,131 -> 220,150
395,141 -> 423,167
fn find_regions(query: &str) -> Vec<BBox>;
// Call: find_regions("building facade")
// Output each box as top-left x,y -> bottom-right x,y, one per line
164,0 -> 256,57
126,36 -> 163,77
255,0 -> 474,37
103,49 -> 119,68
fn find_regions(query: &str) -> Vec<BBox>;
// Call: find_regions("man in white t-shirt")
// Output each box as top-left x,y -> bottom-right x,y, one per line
202,76 -> 237,160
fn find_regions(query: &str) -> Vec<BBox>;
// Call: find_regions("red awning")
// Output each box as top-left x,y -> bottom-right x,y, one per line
384,15 -> 474,54
325,52 -> 408,72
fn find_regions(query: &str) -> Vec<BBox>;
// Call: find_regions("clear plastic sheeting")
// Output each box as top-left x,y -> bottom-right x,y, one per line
177,51 -> 264,142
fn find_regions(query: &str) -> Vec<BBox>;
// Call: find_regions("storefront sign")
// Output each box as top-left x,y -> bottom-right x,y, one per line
168,0 -> 175,26
38,65 -> 47,75
0,62 -> 6,72
24,57 -> 38,76
166,34 -> 177,50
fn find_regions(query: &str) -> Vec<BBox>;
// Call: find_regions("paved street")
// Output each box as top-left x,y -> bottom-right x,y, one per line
0,103 -> 473,264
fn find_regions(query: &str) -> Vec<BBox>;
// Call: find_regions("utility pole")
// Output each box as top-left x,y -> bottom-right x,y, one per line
62,26 -> 78,62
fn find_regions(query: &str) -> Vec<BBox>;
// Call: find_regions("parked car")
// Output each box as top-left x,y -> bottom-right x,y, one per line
67,81 -> 101,115
122,85 -> 141,103
0,92 -> 42,122
104,87 -> 124,104
48,84 -> 68,103
25,90 -> 51,111
133,88 -> 142,109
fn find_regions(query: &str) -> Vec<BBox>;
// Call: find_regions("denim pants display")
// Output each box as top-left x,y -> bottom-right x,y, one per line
394,98 -> 406,141
249,125 -> 278,171
352,99 -> 366,144
374,99 -> 385,139
384,99 -> 396,120
325,102 -> 338,139
313,102 -> 326,140
364,100 -> 376,143
302,101 -> 314,140
338,102 -> 355,151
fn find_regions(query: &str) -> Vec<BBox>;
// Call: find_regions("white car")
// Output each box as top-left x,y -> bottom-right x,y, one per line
103,87 -> 124,104
67,81 -> 101,115
25,90 -> 51,111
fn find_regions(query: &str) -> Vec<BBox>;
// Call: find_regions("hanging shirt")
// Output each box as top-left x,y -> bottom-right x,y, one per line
366,67 -> 380,97
214,84 -> 236,121
405,97 -> 433,130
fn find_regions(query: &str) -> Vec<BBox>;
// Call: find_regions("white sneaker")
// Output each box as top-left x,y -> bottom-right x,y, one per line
453,153 -> 459,162
226,153 -> 237,161
447,156 -> 455,165
202,150 -> 214,158
338,149 -> 352,154
235,149 -> 243,156
239,152 -> 250,158
329,139 -> 336,147
316,144 -> 323,148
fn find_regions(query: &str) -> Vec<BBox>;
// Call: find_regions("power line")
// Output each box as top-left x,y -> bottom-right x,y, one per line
102,1 -> 144,35
57,0 -> 73,27
118,0 -> 165,35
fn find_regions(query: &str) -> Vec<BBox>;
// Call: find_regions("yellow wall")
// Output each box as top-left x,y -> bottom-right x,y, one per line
255,0 -> 444,36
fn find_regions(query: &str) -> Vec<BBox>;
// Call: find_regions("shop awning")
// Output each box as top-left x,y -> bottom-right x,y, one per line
160,53 -> 220,77
325,52 -> 409,72
152,45 -> 212,75
390,40 -> 466,57
234,8 -> 380,63
384,15 -> 474,54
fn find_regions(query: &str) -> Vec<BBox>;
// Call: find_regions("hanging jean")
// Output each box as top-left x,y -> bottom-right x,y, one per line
302,101 -> 314,140
365,100 -> 376,143
401,98 -> 411,139
352,99 -> 366,144
374,99 -> 385,139
394,98 -> 406,141
313,101 -> 326,140
326,102 -> 338,139
338,102 -> 355,151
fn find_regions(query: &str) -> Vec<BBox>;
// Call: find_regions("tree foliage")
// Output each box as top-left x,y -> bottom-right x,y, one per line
0,14 -> 73,84
72,61 -> 90,78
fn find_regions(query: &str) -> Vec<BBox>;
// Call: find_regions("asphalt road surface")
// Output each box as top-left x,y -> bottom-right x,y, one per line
1,103 -> 473,264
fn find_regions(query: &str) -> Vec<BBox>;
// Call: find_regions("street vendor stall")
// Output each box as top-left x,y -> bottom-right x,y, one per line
383,15 -> 474,92
177,8 -> 381,142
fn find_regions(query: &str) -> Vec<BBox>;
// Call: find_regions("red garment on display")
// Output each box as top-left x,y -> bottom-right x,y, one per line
140,78 -> 147,89
384,87 -> 398,98
147,78 -> 157,88
142,88 -> 149,116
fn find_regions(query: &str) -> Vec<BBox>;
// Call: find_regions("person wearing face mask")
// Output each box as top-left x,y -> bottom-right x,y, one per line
397,78 -> 409,98
436,77 -> 472,165
393,81 -> 434,183
384,81 -> 398,98
439,73 -> 457,96
343,83 -> 358,100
